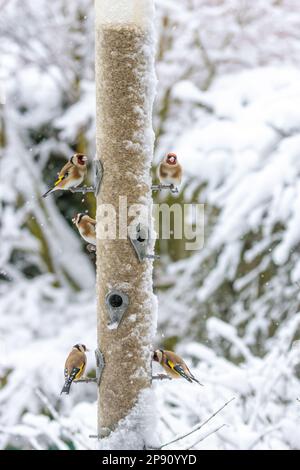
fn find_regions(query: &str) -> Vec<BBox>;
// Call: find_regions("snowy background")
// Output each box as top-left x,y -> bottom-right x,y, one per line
1,0 -> 300,450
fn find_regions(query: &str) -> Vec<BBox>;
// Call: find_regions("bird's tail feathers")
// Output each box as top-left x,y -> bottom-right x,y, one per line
60,380 -> 71,395
174,365 -> 193,383
60,367 -> 80,395
191,375 -> 204,386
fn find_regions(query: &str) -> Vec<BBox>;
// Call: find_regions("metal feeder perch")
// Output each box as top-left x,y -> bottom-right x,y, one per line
128,223 -> 160,262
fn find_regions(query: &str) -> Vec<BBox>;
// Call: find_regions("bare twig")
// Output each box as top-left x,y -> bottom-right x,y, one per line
266,121 -> 300,139
248,425 -> 281,450
186,423 -> 228,450
160,397 -> 236,449
160,415 -> 176,436
195,33 -> 216,91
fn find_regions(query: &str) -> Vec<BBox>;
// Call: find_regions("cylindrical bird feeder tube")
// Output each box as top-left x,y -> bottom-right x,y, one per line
95,0 -> 156,447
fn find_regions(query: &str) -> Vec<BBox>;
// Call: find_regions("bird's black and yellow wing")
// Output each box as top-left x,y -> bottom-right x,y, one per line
163,355 -> 193,382
54,162 -> 72,186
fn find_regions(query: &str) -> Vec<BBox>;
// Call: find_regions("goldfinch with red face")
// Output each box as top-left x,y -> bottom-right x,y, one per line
153,349 -> 202,385
42,153 -> 88,198
72,213 -> 96,245
158,152 -> 182,192
61,344 -> 88,395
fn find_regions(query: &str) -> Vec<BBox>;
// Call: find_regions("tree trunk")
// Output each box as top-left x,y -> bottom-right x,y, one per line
94,0 -> 157,449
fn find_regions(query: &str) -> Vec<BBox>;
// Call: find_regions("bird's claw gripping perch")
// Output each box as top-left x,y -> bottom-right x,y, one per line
152,374 -> 172,381
70,186 -> 95,194
151,183 -> 178,193
86,243 -> 96,253
144,254 -> 160,260
74,376 -> 97,384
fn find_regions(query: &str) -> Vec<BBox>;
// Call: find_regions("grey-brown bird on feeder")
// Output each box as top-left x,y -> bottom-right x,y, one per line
72,213 -> 96,246
157,152 -> 182,193
42,153 -> 88,198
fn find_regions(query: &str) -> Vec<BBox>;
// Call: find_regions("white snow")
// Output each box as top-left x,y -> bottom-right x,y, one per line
97,388 -> 159,450
95,0 -> 155,27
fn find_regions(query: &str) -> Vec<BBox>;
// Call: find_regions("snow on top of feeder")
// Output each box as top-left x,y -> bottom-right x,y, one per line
95,0 -> 154,27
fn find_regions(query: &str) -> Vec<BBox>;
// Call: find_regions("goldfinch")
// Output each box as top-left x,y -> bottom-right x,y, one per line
158,152 -> 182,191
61,344 -> 88,395
153,349 -> 202,385
42,153 -> 88,198
72,213 -> 96,245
